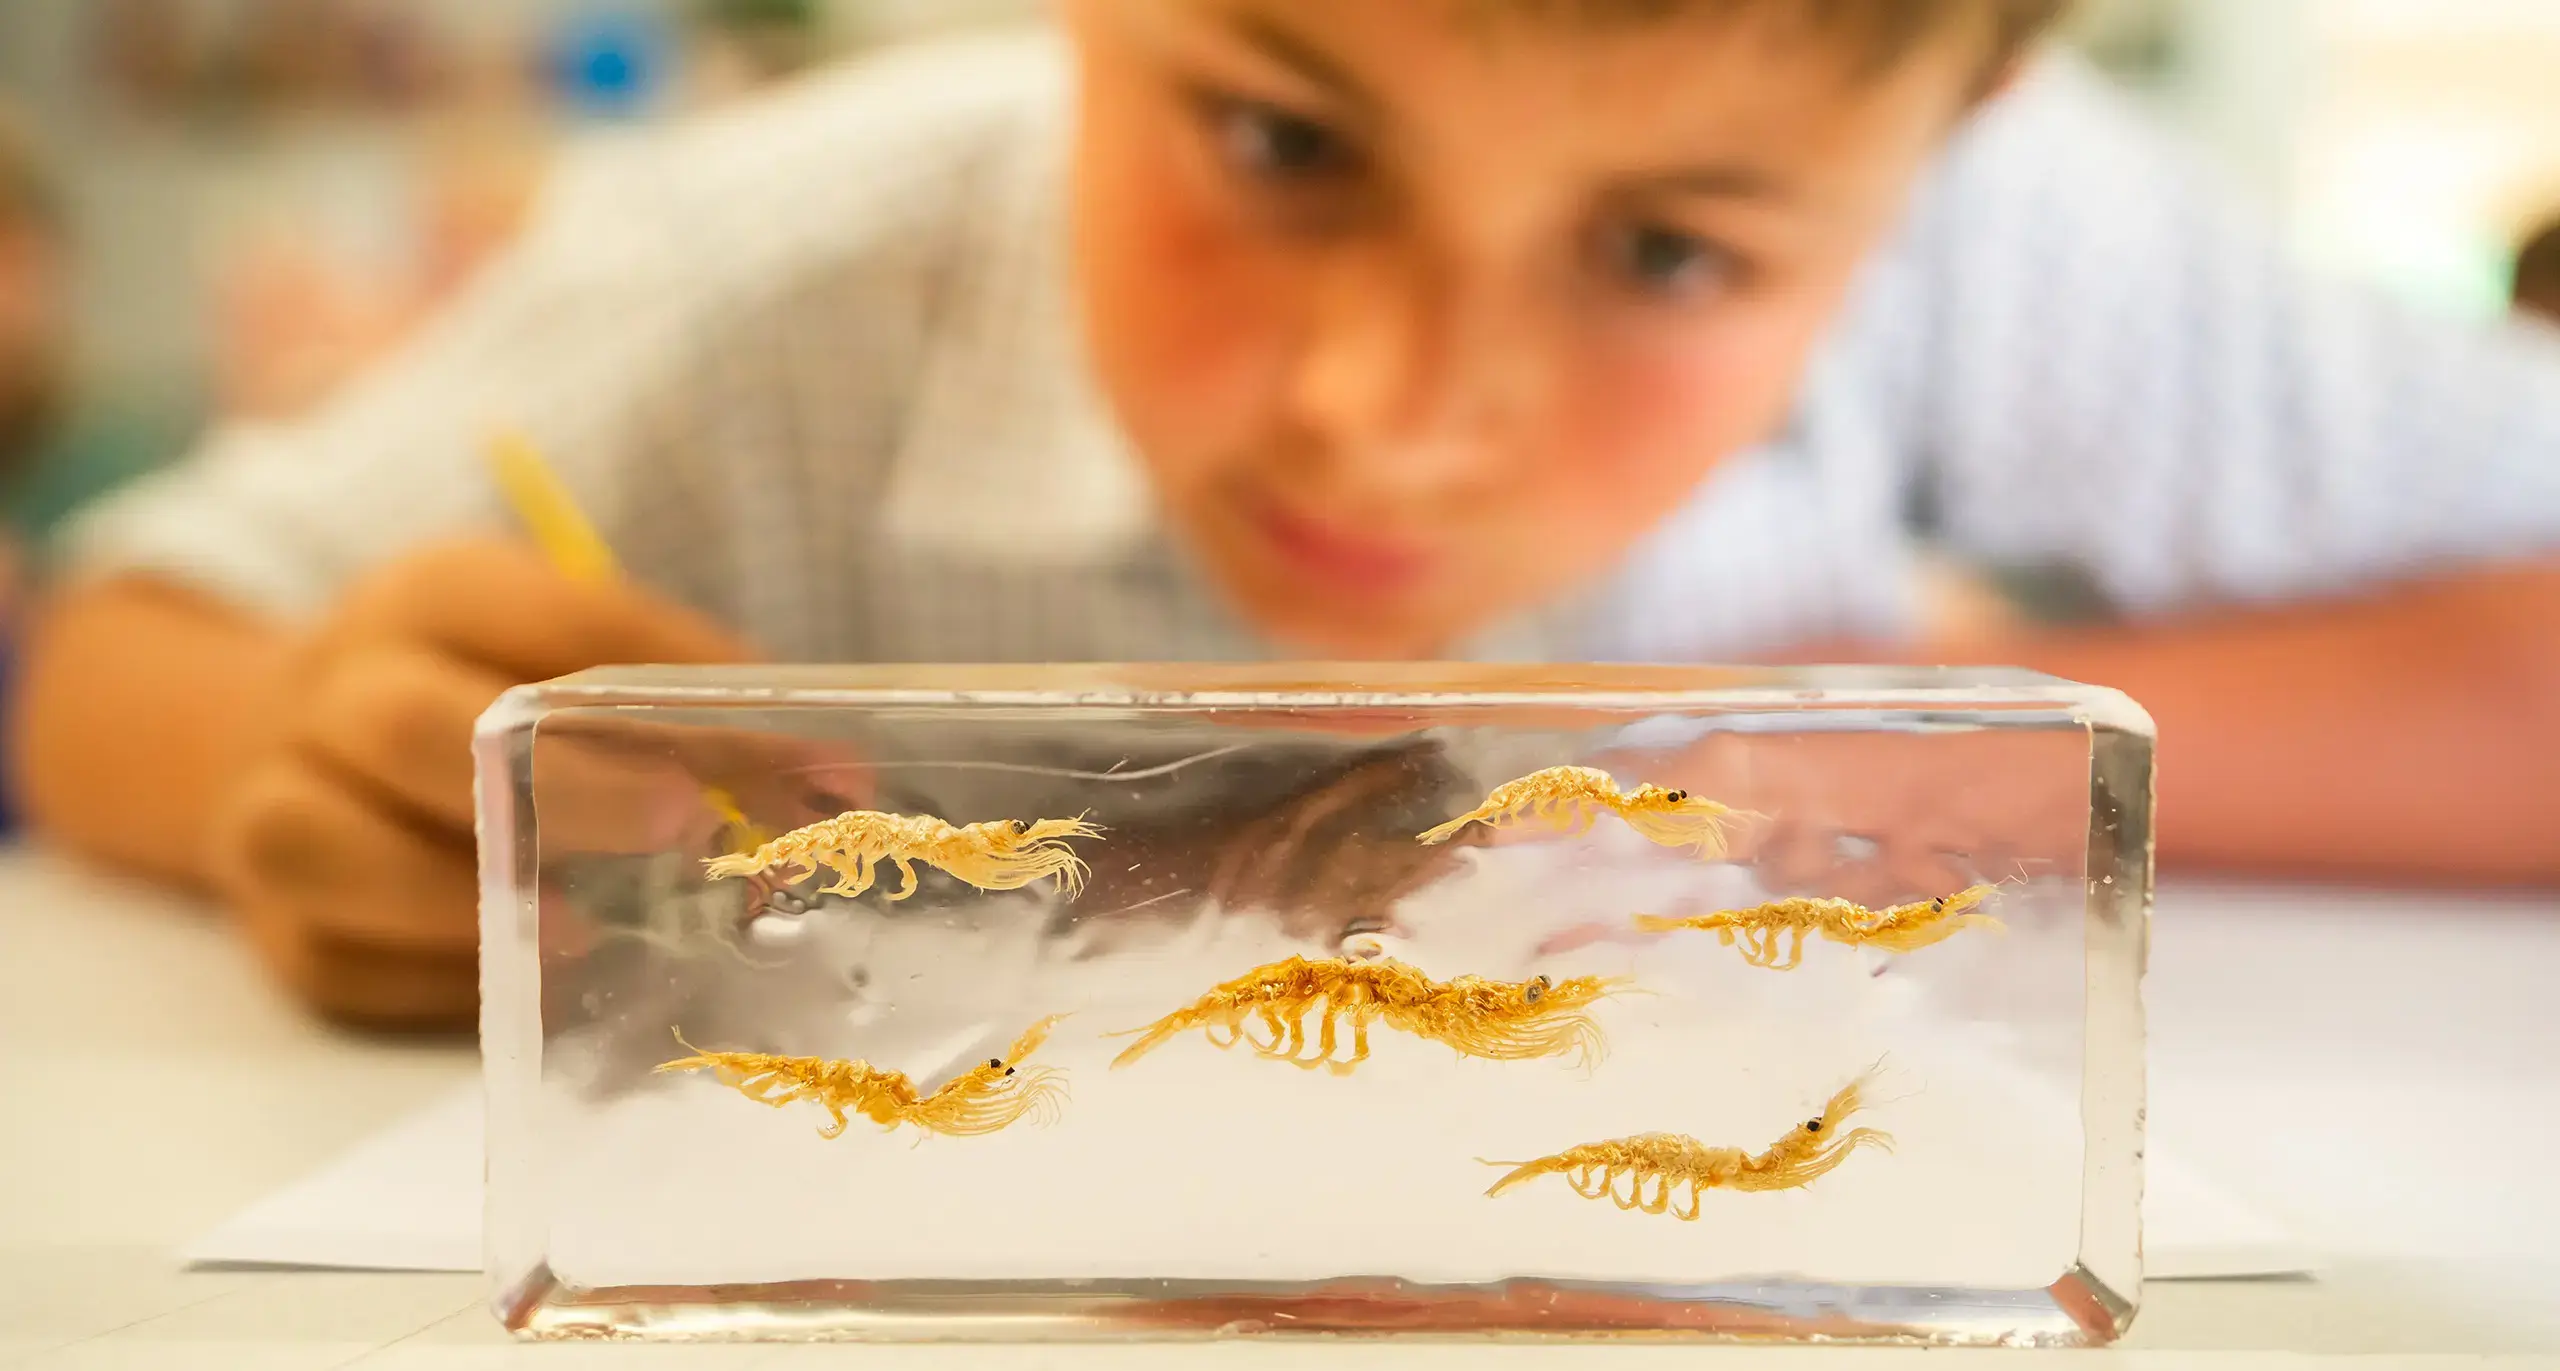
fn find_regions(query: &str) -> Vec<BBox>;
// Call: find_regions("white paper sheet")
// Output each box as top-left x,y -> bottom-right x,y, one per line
180,1078 -> 2311,1280
182,1084 -> 485,1272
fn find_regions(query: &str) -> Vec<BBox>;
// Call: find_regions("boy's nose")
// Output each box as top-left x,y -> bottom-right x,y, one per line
1285,250 -> 1525,496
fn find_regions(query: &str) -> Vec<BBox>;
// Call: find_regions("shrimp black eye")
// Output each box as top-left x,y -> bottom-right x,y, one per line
1666,789 -> 1687,803
1805,1119 -> 1823,1133
988,1058 -> 1004,1069
1004,1066 -> 1016,1076
1930,898 -> 1945,912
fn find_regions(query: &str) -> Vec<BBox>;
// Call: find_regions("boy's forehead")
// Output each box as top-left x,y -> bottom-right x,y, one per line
1460,0 -> 2021,93
1199,0 -> 1978,79
1149,0 -> 1981,115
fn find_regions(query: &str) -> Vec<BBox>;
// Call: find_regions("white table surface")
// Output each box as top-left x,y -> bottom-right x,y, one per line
3,847 -> 2557,1368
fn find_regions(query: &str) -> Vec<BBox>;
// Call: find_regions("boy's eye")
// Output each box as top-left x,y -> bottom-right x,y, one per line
1205,96 -> 1357,184
1596,220 -> 1740,301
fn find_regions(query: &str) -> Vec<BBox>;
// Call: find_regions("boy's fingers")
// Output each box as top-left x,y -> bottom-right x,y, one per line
238,895 -> 478,1031
291,649 -> 862,857
212,756 -> 480,957
528,736 -> 735,855
669,731 -> 874,815
304,941 -> 477,1032
525,715 -> 871,854
297,641 -> 510,832
332,536 -> 752,680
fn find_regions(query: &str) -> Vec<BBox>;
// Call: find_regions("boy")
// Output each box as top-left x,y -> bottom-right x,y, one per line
14,1 -> 2560,1028
0,109 -> 191,548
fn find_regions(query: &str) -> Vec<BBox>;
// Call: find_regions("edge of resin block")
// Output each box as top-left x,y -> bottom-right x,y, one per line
473,665 -> 2155,1347
2075,711 -> 2156,1342
494,1266 -> 2141,1346
498,661 -> 2147,713
474,686 -> 550,1325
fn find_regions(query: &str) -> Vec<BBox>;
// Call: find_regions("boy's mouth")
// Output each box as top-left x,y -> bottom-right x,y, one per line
1248,498 -> 1434,593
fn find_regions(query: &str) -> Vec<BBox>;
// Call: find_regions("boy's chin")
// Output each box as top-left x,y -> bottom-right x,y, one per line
1232,593 -> 1458,662
1176,520 -> 1494,660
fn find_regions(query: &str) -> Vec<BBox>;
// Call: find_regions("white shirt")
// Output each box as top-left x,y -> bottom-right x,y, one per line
58,28 -> 2560,663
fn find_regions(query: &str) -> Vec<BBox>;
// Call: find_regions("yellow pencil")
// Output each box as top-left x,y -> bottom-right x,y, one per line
482,432 -> 769,851
485,431 -> 620,585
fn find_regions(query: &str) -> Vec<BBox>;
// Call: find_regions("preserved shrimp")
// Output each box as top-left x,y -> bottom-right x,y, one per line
1481,1067 -> 1893,1220
701,809 -> 1101,902
1632,884 -> 2003,969
1110,955 -> 1623,1075
657,1014 -> 1070,1138
1419,765 -> 1741,858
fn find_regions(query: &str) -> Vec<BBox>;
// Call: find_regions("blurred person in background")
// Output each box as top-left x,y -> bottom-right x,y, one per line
0,106 -> 193,834
0,112 -> 53,834
11,1 -> 2560,1028
2519,213 -> 2560,326
0,114 -> 59,526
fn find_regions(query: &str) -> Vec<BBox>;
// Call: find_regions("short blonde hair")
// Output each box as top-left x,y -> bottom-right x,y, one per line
1487,0 -> 2071,89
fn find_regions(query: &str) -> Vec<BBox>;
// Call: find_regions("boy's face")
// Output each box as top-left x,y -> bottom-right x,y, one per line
1064,0 -> 1987,656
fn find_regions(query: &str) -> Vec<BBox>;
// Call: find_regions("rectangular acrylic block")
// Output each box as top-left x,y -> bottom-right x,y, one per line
476,664 -> 2150,1346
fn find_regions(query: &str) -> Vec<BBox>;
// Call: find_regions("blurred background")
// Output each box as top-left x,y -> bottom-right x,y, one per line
0,0 -> 2554,550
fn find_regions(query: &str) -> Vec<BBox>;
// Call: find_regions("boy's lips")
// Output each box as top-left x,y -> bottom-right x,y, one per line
1248,499 -> 1435,592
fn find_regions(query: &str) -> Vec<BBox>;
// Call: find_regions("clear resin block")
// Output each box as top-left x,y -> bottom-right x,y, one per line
477,664 -> 2149,1346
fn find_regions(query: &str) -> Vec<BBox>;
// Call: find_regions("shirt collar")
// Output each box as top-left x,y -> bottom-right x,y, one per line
880,94 -> 1157,571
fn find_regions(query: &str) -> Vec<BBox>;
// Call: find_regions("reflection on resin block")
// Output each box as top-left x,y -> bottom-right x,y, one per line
476,664 -> 2150,1346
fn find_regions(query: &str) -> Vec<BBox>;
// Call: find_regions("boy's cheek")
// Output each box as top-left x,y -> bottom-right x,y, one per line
1455,317 -> 1818,620
1076,156 -> 1296,491
1547,319 -> 1811,503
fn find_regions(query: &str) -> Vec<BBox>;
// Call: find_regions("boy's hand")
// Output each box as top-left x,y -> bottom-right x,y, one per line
204,537 -> 753,1030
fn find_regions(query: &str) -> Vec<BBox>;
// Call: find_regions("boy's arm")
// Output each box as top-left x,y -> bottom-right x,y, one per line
7,128 -> 774,1023
11,540 -> 761,1027
11,141 -> 706,882
12,577 -> 292,889
1923,560 -> 2560,885
13,547 -> 765,893
1872,58 -> 2560,884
